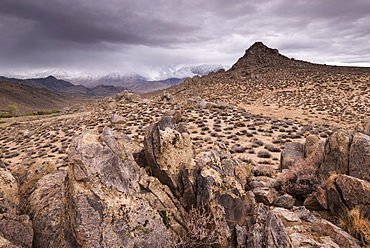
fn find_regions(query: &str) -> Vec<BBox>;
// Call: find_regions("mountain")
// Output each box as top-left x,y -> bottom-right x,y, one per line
188,64 -> 225,75
147,41 -> 370,128
0,76 -> 125,96
64,65 -> 224,93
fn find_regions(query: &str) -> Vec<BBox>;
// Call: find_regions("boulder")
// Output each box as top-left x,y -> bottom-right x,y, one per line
312,219 -> 361,248
247,204 -> 291,248
110,114 -> 126,124
348,132 -> 370,181
319,130 -> 353,177
304,134 -> 324,166
163,110 -> 183,123
68,127 -> 175,247
11,159 -> 57,213
116,90 -> 141,103
280,142 -> 304,170
272,193 -> 295,209
144,116 -> 195,208
335,174 -> 370,211
252,187 -> 275,205
69,127 -> 141,194
28,171 -> 76,247
0,213 -> 33,248
0,167 -> 19,215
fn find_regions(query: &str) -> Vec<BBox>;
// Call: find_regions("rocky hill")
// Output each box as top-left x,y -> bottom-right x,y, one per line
0,42 -> 369,247
156,42 -> 370,129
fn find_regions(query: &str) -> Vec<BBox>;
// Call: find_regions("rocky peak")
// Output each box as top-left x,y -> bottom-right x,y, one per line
230,41 -> 291,74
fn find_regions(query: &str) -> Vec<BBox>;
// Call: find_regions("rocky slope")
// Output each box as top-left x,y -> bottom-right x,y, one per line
0,42 -> 369,247
0,90 -> 369,247
156,42 -> 370,129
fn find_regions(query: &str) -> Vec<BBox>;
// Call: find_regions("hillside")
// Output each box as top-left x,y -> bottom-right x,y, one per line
156,41 -> 370,129
0,81 -> 101,114
0,75 -> 126,96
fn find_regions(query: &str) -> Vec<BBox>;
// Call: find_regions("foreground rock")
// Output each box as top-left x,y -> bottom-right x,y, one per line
0,165 -> 33,247
1,115 -> 366,247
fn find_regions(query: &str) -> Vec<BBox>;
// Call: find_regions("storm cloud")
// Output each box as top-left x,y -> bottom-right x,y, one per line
0,0 -> 369,78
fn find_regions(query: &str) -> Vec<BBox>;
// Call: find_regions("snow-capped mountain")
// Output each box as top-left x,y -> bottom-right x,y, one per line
0,64 -> 225,93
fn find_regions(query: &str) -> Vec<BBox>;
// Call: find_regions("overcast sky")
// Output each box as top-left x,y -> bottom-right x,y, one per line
0,0 -> 369,79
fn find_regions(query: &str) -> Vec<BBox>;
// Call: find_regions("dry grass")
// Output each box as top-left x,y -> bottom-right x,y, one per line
176,206 -> 221,248
338,206 -> 370,247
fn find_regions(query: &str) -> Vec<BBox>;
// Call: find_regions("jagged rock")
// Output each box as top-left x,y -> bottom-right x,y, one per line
303,193 -> 324,210
335,174 -> 370,212
319,130 -> 353,177
265,210 -> 291,248
252,187 -> 275,205
144,116 -> 195,208
161,91 -> 174,103
28,170 -> 76,247
248,204 -> 291,248
348,132 -> 370,181
194,146 -> 255,246
0,213 -> 33,248
69,127 -> 141,194
163,110 -> 183,123
304,134 -> 321,157
110,114 -> 126,124
293,206 -> 319,223
280,142 -> 304,170
272,193 -> 295,209
68,127 -> 175,247
0,167 -> 19,215
312,219 -> 361,248
11,159 -> 57,213
272,207 -> 301,223
116,90 -> 141,103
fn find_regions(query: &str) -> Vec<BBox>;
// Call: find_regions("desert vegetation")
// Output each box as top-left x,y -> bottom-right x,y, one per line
0,42 -> 369,247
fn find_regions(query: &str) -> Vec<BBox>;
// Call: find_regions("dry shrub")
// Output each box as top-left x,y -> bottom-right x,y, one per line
277,156 -> 321,200
177,206 -> 220,248
257,150 -> 271,158
338,206 -> 370,247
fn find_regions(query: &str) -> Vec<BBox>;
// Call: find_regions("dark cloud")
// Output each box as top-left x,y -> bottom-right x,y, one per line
0,0 -> 369,77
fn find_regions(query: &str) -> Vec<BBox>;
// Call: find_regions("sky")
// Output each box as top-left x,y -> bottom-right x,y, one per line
0,0 -> 369,80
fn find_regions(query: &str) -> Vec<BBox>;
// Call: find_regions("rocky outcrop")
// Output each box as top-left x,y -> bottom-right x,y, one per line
0,166 -> 33,248
28,170 -> 75,247
281,130 -> 370,181
318,130 -> 370,181
319,130 -> 353,177
144,116 -> 196,209
280,142 -> 304,170
0,213 -> 33,248
308,174 -> 370,219
2,116 -> 368,247
348,132 -> 370,181
0,167 -> 19,215
67,127 -> 175,247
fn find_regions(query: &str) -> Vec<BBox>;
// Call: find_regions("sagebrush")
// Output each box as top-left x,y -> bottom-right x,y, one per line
277,156 -> 321,200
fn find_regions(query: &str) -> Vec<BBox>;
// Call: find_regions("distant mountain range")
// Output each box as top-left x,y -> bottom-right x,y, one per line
0,76 -> 126,96
0,64 -> 225,94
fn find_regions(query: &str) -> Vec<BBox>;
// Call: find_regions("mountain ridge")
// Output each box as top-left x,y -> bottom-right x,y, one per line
0,75 -> 126,96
